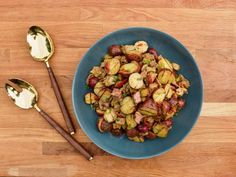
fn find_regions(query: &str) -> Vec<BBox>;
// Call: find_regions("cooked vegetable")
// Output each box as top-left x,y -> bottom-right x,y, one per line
114,79 -> 128,88
105,58 -> 120,75
158,56 -> 173,71
126,114 -> 137,130
84,93 -> 98,104
147,48 -> 159,59
97,118 -> 111,132
104,108 -> 117,123
111,128 -> 123,136
152,88 -> 166,103
140,88 -> 149,97
90,66 -> 106,78
94,82 -> 106,97
84,41 -> 190,142
115,117 -> 126,125
126,52 -> 142,62
146,72 -> 157,84
120,96 -> 135,114
145,131 -> 157,139
127,128 -> 139,137
153,124 -> 169,137
103,75 -> 117,87
108,45 -> 123,56
128,136 -> 144,142
119,61 -> 140,75
158,69 -> 175,84
87,76 -> 99,88
137,124 -> 148,133
172,63 -> 180,70
139,99 -> 158,116
134,41 -> 148,53
100,89 -> 111,102
129,73 -> 144,89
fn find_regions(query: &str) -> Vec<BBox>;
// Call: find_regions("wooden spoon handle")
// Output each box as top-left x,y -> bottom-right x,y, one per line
46,65 -> 75,134
37,108 -> 93,160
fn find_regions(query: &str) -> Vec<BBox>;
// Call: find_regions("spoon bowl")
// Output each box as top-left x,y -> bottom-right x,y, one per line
27,26 -> 54,62
5,78 -> 38,109
5,78 -> 92,160
26,25 -> 75,134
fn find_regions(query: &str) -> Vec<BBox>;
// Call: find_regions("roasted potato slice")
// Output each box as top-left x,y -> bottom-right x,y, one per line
126,114 -> 137,130
152,123 -> 169,138
100,89 -> 111,102
129,73 -> 144,89
119,61 -> 140,75
146,72 -> 157,85
103,75 -> 118,87
158,56 -> 173,71
94,82 -> 106,97
104,108 -> 117,123
139,99 -> 158,116
105,57 -> 120,75
84,93 -> 98,104
128,136 -> 144,142
140,88 -> 149,97
152,88 -> 166,103
121,45 -> 136,54
134,41 -> 148,53
97,118 -> 111,132
172,63 -> 180,71
120,96 -> 135,114
126,51 -> 142,62
157,69 -> 175,84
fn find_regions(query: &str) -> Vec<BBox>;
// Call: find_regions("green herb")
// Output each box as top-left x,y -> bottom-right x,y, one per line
122,93 -> 128,97
85,84 -> 90,89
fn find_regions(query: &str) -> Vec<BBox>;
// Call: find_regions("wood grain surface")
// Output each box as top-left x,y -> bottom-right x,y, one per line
0,0 -> 236,177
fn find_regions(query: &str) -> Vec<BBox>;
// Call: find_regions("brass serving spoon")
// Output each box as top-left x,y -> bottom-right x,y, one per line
26,26 -> 75,135
5,78 -> 93,160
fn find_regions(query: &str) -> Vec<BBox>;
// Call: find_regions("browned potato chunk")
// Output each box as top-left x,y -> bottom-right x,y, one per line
158,56 -> 173,71
119,61 -> 140,75
146,72 -> 157,85
104,108 -> 117,123
152,88 -> 166,103
172,63 -> 180,70
108,45 -> 122,56
100,89 -> 111,102
97,118 -> 111,132
126,52 -> 142,62
139,99 -> 158,116
94,82 -> 106,97
105,58 -> 120,75
134,41 -> 148,53
120,96 -> 135,114
84,93 -> 98,104
129,73 -> 144,89
158,69 -> 175,84
152,124 -> 169,138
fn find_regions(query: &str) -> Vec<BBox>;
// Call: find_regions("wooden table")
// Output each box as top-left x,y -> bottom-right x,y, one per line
1,1 -> 236,177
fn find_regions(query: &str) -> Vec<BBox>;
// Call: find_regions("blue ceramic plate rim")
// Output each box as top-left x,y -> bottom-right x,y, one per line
72,27 -> 203,159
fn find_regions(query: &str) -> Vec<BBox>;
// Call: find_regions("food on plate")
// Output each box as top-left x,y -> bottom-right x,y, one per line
84,41 -> 190,142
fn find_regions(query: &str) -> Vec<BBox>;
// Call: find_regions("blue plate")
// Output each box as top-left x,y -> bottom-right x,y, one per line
72,27 -> 203,159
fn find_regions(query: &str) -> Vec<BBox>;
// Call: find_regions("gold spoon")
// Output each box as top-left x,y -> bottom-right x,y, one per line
5,78 -> 93,160
26,26 -> 75,135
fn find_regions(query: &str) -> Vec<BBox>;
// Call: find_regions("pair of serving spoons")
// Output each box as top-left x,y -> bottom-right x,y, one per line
5,26 -> 92,160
